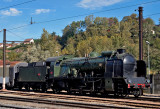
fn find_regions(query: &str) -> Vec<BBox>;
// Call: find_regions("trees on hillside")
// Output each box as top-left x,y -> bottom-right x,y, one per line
21,29 -> 61,62
21,44 -> 50,63
60,15 -> 160,72
4,14 -> 160,73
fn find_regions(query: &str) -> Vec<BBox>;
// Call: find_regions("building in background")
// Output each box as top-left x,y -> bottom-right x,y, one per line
23,38 -> 34,44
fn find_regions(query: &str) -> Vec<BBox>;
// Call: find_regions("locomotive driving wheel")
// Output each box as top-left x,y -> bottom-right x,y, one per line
25,84 -> 30,91
65,82 -> 71,94
40,84 -> 47,92
133,88 -> 143,98
32,86 -> 37,91
18,86 -> 22,91
52,87 -> 61,94
79,88 -> 83,95
120,92 -> 128,97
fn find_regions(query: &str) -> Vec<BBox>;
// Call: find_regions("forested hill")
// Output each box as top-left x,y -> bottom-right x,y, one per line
2,14 -> 160,73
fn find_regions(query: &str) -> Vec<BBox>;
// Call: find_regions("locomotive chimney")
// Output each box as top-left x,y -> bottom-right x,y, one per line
117,49 -> 125,54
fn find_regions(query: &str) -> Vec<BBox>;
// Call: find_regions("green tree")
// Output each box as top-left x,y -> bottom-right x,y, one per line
8,51 -> 22,61
0,50 -> 3,60
39,29 -> 62,57
62,38 -> 76,55
21,44 -> 50,63
40,29 -> 50,51
153,25 -> 160,38
76,36 -> 113,57
143,18 -> 155,41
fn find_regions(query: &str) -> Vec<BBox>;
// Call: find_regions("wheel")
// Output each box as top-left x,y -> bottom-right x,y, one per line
120,93 -> 128,98
134,89 -> 142,98
52,88 -> 60,94
40,84 -> 47,93
41,87 -> 47,93
79,88 -> 83,95
25,85 -> 30,91
6,85 -> 12,90
114,92 -> 119,97
66,82 -> 71,94
67,87 -> 71,94
32,86 -> 36,91
90,90 -> 96,96
18,86 -> 22,91
101,90 -> 108,97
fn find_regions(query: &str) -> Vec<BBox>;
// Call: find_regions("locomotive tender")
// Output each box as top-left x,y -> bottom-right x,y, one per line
8,49 -> 149,97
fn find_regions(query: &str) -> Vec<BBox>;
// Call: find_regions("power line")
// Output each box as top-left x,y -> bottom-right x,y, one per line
35,0 -> 160,24
8,24 -> 31,31
0,0 -> 37,11
6,12 -> 160,39
7,0 -> 160,31
144,13 -> 160,17
7,30 -> 25,40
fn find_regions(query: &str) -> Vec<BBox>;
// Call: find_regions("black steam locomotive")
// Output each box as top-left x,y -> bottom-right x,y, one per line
7,49 -> 149,97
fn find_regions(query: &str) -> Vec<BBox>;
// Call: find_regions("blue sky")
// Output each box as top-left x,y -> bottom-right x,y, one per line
0,0 -> 160,42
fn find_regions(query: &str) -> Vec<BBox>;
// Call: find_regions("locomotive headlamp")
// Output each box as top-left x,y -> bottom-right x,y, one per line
127,79 -> 132,83
146,79 -> 150,83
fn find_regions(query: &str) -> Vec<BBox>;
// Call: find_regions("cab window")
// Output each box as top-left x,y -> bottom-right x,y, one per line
56,60 -> 62,66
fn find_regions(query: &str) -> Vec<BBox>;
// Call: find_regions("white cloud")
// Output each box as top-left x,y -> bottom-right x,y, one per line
0,8 -> 22,16
34,9 -> 51,15
77,0 -> 123,9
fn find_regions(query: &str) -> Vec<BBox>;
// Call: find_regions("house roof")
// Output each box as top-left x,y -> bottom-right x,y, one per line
6,50 -> 11,53
24,38 -> 33,42
0,60 -> 10,66
6,44 -> 12,46
0,60 -> 23,67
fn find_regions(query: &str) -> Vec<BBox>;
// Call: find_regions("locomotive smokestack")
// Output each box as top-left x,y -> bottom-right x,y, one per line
117,49 -> 125,54
139,7 -> 143,60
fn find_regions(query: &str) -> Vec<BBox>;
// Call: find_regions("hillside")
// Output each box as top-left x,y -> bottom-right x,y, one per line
0,14 -> 160,73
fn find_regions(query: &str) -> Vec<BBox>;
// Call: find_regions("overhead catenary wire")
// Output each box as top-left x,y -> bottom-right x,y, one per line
7,30 -> 25,40
35,0 -> 160,24
7,0 -> 160,31
0,0 -> 37,11
6,11 -> 160,41
144,13 -> 160,17
7,24 -> 31,31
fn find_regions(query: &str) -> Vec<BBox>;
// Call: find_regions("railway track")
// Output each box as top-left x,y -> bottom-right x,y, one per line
0,104 -> 29,109
0,95 -> 130,109
0,90 -> 160,109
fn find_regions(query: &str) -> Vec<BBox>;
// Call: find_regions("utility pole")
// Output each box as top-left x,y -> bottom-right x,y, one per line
31,17 -> 33,24
146,41 -> 150,76
139,7 -> 143,60
3,29 -> 6,90
30,17 -> 35,24
2,29 -> 29,90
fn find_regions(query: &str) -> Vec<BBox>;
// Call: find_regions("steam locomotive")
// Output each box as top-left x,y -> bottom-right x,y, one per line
7,49 -> 149,97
